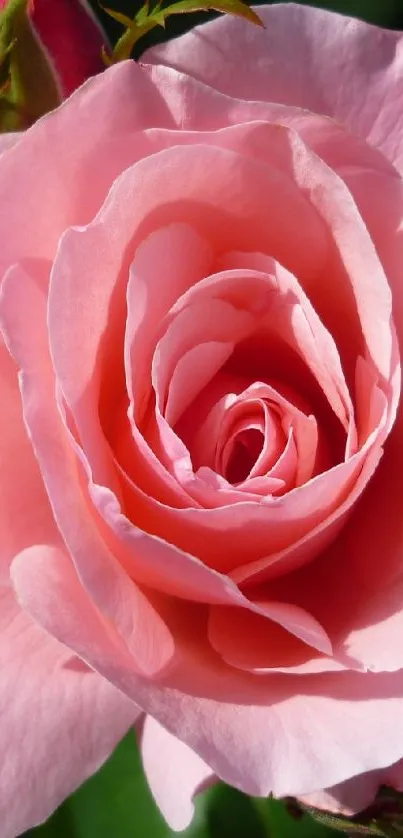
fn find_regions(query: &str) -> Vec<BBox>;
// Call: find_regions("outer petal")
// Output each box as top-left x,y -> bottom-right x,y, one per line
0,60 -> 183,281
299,759 -> 403,816
0,133 -> 20,156
12,514 -> 403,801
0,260 -> 174,677
15,558 -> 403,809
145,3 -> 403,173
0,336 -> 59,583
140,716 -> 213,831
0,586 -> 139,838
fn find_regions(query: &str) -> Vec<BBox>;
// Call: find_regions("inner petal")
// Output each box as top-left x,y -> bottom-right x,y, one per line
217,399 -> 285,485
151,297 -> 255,418
224,427 -> 265,484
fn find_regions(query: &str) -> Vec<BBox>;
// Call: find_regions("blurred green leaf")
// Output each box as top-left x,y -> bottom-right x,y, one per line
256,796 -> 345,838
23,732 -> 351,838
205,785 -> 267,837
24,732 -> 210,838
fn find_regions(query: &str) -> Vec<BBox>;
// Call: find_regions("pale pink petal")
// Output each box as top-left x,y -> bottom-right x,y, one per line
168,253 -> 352,449
86,479 -> 243,604
4,261 -> 242,609
145,5 -> 403,172
142,62 -> 402,195
150,299 -> 253,489
0,61 -> 188,280
139,68 -> 403,366
186,383 -> 290,495
217,128 -> 394,384
232,437 -> 383,587
0,335 -> 59,583
48,131 -> 329,515
140,716 -> 213,831
12,540 -> 403,803
111,106 -> 395,391
49,133 -> 324,491
336,165 -> 403,359
194,466 -> 285,502
125,223 -> 213,425
209,598 -> 332,666
1,261 -> 174,676
209,605 -> 326,672
0,133 -> 20,155
165,342 -> 234,428
321,411 -> 403,673
152,673 -> 403,800
123,418 -> 384,576
299,759 -> 403,816
214,383 -> 319,489
113,399 -> 199,510
258,430 -> 297,489
257,421 -> 403,673
152,298 -> 253,416
0,585 -> 139,838
219,406 -> 266,484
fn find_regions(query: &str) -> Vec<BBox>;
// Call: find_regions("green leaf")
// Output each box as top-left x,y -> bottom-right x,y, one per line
257,796 -> 345,838
204,785 -> 268,837
159,0 -> 264,28
99,5 -> 135,28
26,732 -> 213,838
27,732 -> 391,838
20,732 -> 338,838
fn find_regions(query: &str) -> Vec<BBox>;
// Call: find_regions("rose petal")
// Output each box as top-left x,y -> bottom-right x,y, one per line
0,61 -> 186,280
0,334 -> 59,583
147,671 -> 403,800
299,759 -> 403,815
209,598 -> 332,667
152,298 -> 253,418
47,131 -> 329,514
140,716 -> 213,831
145,4 -> 403,172
0,585 -> 139,838
165,341 -> 234,428
12,536 -> 403,804
0,133 -> 20,156
254,412 -> 403,673
1,261 -> 174,676
121,423 -> 384,577
125,223 -> 213,425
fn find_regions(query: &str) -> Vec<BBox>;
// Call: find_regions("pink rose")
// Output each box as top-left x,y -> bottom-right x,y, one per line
1,3 -> 403,834
0,0 -> 106,97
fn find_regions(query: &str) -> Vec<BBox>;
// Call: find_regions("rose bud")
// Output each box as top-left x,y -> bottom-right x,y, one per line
0,0 -> 106,129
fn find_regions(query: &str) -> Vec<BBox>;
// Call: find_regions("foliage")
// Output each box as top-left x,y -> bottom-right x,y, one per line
101,0 -> 263,63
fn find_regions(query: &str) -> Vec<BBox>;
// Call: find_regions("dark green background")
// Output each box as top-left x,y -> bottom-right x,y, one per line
24,730 -> 344,838
90,0 -> 403,56
20,1 -> 403,836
